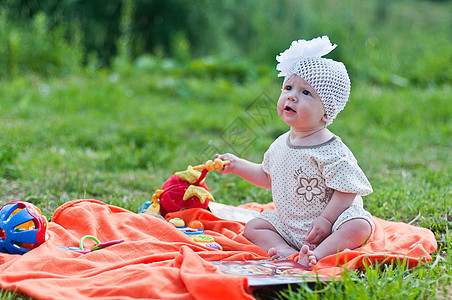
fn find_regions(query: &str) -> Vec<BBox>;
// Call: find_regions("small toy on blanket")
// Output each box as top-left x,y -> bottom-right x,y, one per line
192,234 -> 223,250
139,158 -> 229,217
58,235 -> 124,254
0,201 -> 49,255
137,159 -> 228,251
169,217 -> 223,250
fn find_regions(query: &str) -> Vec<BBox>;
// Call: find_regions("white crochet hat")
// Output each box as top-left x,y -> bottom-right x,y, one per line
276,36 -> 351,126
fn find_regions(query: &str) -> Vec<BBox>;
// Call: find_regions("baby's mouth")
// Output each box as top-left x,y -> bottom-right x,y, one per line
284,105 -> 296,113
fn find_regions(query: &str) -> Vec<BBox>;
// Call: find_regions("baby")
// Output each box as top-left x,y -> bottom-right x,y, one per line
216,36 -> 374,268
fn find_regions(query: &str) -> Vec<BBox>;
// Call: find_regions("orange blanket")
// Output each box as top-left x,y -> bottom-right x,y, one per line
0,200 -> 437,300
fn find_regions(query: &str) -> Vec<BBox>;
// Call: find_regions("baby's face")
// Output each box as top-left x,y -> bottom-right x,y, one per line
277,75 -> 326,131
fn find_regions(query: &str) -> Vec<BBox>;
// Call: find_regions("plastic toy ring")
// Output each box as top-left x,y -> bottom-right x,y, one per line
79,235 -> 100,251
180,227 -> 204,236
188,220 -> 205,230
194,235 -> 215,243
169,218 -> 185,227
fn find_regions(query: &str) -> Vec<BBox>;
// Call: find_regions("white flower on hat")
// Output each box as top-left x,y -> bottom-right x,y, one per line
276,36 -> 337,77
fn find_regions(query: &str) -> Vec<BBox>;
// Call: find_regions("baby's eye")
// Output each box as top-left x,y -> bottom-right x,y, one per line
302,90 -> 311,96
284,85 -> 292,91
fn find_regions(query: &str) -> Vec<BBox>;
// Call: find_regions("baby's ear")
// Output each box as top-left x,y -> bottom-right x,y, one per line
321,114 -> 328,123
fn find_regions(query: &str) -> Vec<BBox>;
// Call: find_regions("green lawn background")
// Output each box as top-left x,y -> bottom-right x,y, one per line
0,0 -> 451,298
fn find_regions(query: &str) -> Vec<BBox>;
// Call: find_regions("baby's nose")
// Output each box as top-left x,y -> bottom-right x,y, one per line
287,94 -> 297,102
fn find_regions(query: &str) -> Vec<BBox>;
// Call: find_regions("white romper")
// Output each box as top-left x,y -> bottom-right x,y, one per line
258,132 -> 374,251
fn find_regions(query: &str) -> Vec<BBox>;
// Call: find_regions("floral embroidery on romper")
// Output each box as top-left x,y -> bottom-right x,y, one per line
296,174 -> 323,204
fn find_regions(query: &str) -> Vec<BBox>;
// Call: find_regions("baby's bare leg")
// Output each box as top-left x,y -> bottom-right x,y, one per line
244,218 -> 297,259
299,218 -> 371,267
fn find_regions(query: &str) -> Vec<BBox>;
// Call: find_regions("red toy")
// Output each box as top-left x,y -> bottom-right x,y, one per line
158,168 -> 211,216
141,158 -> 229,216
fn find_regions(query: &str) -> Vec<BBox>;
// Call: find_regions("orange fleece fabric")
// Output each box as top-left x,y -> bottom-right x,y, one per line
0,200 -> 437,299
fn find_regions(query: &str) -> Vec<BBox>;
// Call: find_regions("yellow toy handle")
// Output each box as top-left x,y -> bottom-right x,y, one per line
193,158 -> 230,171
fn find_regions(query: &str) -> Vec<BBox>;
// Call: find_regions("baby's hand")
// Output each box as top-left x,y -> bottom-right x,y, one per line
215,153 -> 239,174
305,215 -> 333,245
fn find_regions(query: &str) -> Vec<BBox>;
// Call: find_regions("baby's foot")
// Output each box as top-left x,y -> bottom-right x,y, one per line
268,247 -> 297,259
298,245 -> 317,268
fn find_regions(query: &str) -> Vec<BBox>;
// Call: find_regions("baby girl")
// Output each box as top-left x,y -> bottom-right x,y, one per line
216,36 -> 374,268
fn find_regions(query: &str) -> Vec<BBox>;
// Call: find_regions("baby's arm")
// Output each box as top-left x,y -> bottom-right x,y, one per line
215,153 -> 271,189
305,191 -> 356,244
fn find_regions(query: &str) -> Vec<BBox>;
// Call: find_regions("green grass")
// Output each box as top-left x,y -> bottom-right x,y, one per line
0,65 -> 450,299
0,290 -> 32,300
0,1 -> 451,297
